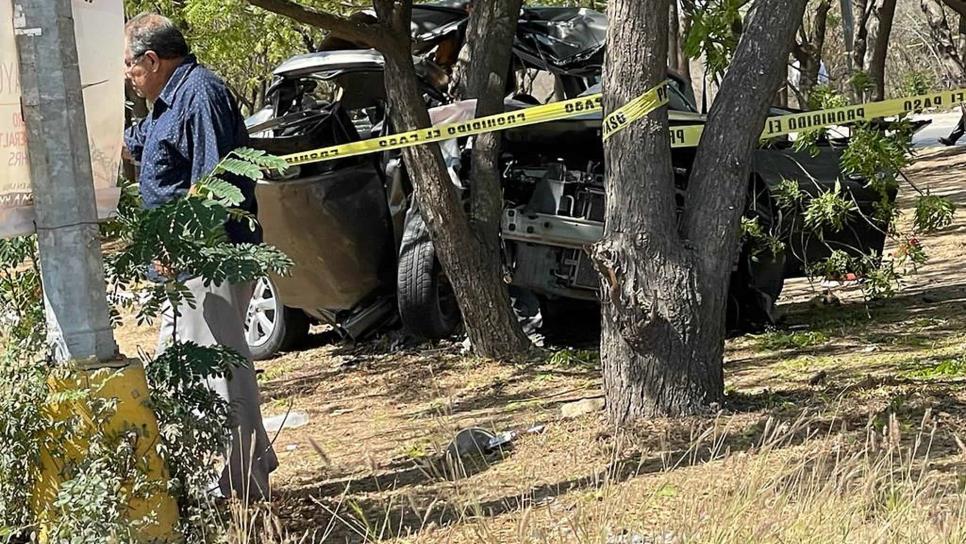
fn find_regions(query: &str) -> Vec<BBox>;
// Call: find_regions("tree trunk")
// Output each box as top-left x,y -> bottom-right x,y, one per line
853,0 -> 872,73
461,0 -> 525,308
123,82 -> 148,180
599,0 -> 704,420
669,0 -> 682,74
941,0 -> 966,18
381,51 -> 532,360
958,14 -> 966,64
678,0 -> 695,91
800,53 -> 822,102
247,0 -> 532,360
792,0 -> 831,107
376,1 -> 531,360
867,0 -> 897,101
598,0 -> 807,422
921,0 -> 966,85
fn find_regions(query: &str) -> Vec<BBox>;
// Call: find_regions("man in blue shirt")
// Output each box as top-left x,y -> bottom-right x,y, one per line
123,13 -> 277,502
123,17 -> 260,245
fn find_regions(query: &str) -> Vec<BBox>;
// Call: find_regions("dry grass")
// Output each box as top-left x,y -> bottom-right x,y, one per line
112,149 -> 966,542
220,411 -> 966,543
428,414 -> 966,544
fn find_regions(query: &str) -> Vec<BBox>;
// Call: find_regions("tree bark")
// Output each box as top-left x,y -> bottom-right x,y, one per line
598,0 -> 807,423
669,0 -> 682,74
792,0 -> 831,106
373,1 -> 531,361
958,14 -> 966,63
382,53 -> 532,360
868,0 -> 897,101
921,0 -> 966,85
853,0 -> 873,73
668,2 -> 680,71
941,0 -> 966,18
247,0 -> 533,360
460,0 -> 525,310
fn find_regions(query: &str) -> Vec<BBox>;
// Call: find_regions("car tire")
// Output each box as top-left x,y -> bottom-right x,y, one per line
727,178 -> 787,333
727,249 -> 786,334
397,208 -> 461,339
245,276 -> 310,360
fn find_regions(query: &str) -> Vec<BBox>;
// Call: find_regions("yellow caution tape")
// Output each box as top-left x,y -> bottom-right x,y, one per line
669,87 -> 966,148
602,81 -> 669,141
281,81 -> 670,166
280,86 -> 966,166
668,124 -> 706,148
282,92 -> 605,166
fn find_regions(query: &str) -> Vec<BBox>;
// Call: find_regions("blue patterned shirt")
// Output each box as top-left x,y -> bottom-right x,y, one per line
124,54 -> 261,245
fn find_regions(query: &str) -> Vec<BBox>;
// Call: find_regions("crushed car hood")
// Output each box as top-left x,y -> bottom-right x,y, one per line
352,4 -> 468,52
513,8 -> 607,77
264,6 -> 614,85
410,4 -> 468,51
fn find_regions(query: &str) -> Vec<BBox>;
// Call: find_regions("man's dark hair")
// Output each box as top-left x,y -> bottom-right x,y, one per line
125,13 -> 190,60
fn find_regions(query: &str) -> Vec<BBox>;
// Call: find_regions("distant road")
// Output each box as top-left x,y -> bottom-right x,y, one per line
911,110 -> 963,149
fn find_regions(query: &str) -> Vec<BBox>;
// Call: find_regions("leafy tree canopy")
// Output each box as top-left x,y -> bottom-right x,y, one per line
123,0 -> 356,111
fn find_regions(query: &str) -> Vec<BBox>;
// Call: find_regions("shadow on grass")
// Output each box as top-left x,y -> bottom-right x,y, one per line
273,399 -> 889,541
264,277 -> 966,540
779,282 -> 966,330
271,368 -> 966,542
724,282 -> 966,378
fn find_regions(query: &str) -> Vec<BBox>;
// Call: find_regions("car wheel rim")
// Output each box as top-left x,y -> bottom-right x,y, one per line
245,277 -> 279,348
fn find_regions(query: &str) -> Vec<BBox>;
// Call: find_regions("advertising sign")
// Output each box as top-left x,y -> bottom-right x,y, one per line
0,0 -> 124,238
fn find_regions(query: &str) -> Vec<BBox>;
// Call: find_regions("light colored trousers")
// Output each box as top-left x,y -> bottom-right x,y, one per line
157,277 -> 279,502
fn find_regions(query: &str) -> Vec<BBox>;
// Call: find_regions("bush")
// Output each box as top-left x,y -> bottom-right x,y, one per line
0,149 -> 291,542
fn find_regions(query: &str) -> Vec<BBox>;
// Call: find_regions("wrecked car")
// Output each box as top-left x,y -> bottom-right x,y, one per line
242,5 -> 895,360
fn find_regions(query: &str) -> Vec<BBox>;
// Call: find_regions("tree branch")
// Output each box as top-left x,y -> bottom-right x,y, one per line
814,0 -> 831,53
853,0 -> 872,70
297,27 -> 317,52
684,0 -> 808,261
225,80 -> 255,113
942,0 -> 966,18
246,0 -> 388,51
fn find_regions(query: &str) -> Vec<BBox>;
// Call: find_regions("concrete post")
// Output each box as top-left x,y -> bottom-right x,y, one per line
13,0 -> 117,365
14,1 -> 180,538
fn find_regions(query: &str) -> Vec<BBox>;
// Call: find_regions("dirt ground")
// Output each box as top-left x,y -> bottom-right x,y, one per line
114,146 -> 966,543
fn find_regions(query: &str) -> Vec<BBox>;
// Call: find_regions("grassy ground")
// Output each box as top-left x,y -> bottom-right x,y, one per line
115,147 -> 966,543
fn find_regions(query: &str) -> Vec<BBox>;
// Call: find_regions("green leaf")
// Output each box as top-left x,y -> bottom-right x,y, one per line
193,177 -> 245,206
213,157 -> 265,181
231,147 -> 290,172
914,194 -> 956,233
802,181 -> 858,234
